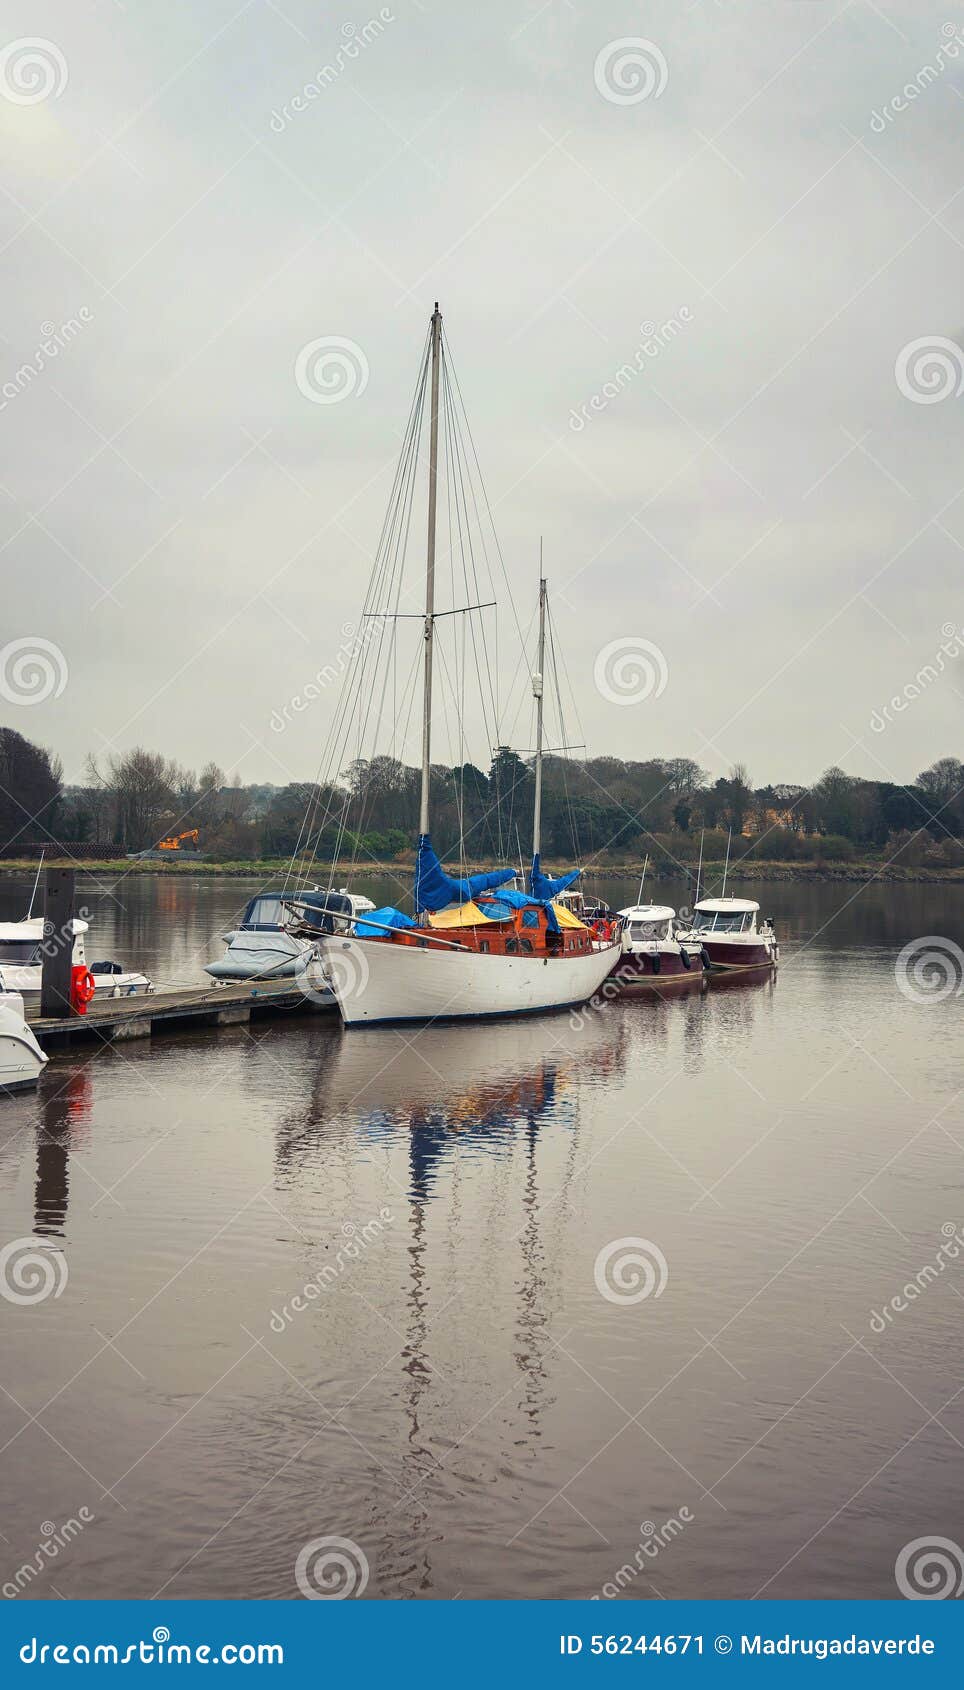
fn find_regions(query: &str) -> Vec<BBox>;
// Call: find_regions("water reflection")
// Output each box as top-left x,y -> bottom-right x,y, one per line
34,1068 -> 94,1237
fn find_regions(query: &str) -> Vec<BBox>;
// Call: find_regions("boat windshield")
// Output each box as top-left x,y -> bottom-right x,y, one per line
241,896 -> 283,929
693,911 -> 751,933
629,920 -> 669,942
0,940 -> 42,963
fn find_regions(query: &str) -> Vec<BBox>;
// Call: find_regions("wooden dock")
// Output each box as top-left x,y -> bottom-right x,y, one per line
27,980 -> 333,1048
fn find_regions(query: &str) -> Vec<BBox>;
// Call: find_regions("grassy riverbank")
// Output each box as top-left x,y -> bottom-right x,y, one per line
0,858 -> 962,885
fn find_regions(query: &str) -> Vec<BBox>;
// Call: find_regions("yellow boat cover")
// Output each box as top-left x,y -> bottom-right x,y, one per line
426,901 -> 493,928
552,901 -> 589,930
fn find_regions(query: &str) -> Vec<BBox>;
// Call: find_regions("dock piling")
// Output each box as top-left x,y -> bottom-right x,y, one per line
39,868 -> 76,1019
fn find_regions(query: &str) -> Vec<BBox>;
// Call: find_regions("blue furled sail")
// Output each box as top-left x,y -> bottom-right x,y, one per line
414,834 -> 514,914
529,853 -> 580,900
354,906 -> 417,938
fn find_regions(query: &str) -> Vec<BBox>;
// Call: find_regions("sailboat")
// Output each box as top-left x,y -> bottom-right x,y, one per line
316,305 -> 621,1026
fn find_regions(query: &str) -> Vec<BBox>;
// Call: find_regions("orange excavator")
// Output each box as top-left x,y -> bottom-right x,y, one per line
157,829 -> 200,852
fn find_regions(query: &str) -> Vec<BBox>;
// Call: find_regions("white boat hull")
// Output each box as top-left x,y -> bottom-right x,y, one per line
318,934 -> 622,1026
0,994 -> 48,1091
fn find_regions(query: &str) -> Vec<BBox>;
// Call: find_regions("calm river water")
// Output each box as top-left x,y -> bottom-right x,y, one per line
0,873 -> 961,1601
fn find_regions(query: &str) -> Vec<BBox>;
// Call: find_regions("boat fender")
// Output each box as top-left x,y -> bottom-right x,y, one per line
652,951 -> 661,975
701,947 -> 711,969
680,947 -> 691,969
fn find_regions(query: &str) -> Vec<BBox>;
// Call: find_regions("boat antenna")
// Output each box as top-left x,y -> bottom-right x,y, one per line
531,562 -> 546,863
721,826 -> 732,898
694,828 -> 704,910
26,850 -> 44,919
418,301 -> 442,841
637,853 -> 649,906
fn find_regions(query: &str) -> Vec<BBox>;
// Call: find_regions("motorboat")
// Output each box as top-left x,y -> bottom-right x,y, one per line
610,902 -> 705,987
205,887 -> 375,983
0,917 -> 152,1003
0,992 -> 48,1091
314,311 -> 621,1026
680,897 -> 778,970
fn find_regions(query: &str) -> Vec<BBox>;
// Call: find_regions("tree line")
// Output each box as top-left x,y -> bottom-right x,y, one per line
0,726 -> 961,869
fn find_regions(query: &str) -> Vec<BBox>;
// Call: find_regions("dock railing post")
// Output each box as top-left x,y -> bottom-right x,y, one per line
40,867 -> 76,1018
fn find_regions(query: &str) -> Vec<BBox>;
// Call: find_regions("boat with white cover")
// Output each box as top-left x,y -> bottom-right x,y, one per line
205,887 -> 375,983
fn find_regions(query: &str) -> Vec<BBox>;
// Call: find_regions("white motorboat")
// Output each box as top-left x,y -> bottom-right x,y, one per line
610,903 -> 705,988
0,917 -> 152,1004
205,887 -> 375,983
679,897 -> 778,970
0,992 -> 48,1091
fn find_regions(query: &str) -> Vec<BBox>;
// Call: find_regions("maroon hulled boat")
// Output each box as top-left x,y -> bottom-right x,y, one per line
609,903 -> 705,990
682,897 -> 778,971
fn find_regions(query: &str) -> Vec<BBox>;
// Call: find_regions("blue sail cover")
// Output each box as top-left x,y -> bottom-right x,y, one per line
414,834 -> 515,914
530,853 -> 581,900
477,885 -> 561,933
354,906 -> 417,938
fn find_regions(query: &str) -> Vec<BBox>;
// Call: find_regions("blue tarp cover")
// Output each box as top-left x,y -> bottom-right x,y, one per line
529,853 -> 581,899
354,906 -> 417,938
414,835 -> 514,914
477,886 -> 560,933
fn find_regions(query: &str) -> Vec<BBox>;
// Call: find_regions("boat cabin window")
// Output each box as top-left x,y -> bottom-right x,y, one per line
629,920 -> 669,942
693,910 -> 752,934
520,938 -> 534,954
241,896 -> 283,929
505,938 -> 519,955
0,940 -> 42,963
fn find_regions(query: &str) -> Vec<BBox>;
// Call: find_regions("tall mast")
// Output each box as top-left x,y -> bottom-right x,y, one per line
532,563 -> 546,859
419,302 -> 442,838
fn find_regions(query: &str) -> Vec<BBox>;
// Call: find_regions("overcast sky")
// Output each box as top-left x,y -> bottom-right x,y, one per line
1,0 -> 961,793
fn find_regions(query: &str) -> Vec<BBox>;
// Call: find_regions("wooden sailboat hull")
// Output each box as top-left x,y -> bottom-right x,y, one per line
318,934 -> 622,1026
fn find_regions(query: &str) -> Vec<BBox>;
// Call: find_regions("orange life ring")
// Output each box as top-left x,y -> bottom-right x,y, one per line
70,966 -> 97,1012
